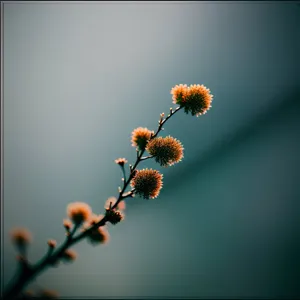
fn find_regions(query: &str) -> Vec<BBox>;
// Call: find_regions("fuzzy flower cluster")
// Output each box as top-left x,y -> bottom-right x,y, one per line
88,226 -> 110,245
86,215 -> 110,246
115,158 -> 128,166
62,249 -> 77,263
131,169 -> 163,199
78,212 -> 110,246
146,136 -> 184,167
131,127 -> 154,150
67,202 -> 92,225
104,197 -> 125,225
171,84 -> 213,116
10,228 -> 32,248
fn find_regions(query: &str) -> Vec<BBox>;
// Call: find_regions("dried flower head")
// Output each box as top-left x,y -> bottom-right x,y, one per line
105,209 -> 124,225
87,226 -> 110,245
130,168 -> 163,199
62,249 -> 77,262
185,84 -> 213,116
171,84 -> 188,105
171,84 -> 213,116
67,202 -> 92,225
115,158 -> 128,166
10,228 -> 32,248
131,127 -> 154,150
47,239 -> 57,248
104,197 -> 126,211
146,136 -> 184,167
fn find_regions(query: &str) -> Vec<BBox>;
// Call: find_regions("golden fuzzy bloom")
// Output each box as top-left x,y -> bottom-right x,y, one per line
10,228 -> 32,247
87,226 -> 110,245
146,136 -> 184,167
185,84 -> 213,116
130,168 -> 163,199
115,158 -> 128,166
131,127 -> 154,150
62,249 -> 77,262
170,84 -> 188,105
104,197 -> 126,211
171,84 -> 213,116
47,239 -> 57,248
67,202 -> 92,225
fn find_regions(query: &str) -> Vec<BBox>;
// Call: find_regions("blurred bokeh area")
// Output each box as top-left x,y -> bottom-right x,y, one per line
3,2 -> 300,298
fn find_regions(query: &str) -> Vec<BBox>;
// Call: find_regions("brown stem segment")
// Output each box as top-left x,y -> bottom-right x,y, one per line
2,106 -> 182,300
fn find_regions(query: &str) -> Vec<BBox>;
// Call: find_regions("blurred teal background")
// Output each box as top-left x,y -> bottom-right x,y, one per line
3,1 -> 300,298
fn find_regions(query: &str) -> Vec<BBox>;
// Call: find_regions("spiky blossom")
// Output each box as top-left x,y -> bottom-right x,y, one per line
62,249 -> 77,262
131,127 -> 154,150
115,158 -> 128,166
105,209 -> 124,225
146,136 -> 184,167
130,169 -> 163,199
80,214 -> 110,245
104,197 -> 125,225
171,84 -> 188,105
67,202 -> 92,225
86,226 -> 110,245
171,84 -> 213,116
10,228 -> 32,248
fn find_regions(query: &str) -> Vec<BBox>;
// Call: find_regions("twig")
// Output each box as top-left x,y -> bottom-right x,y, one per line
140,155 -> 153,161
2,106 -> 182,300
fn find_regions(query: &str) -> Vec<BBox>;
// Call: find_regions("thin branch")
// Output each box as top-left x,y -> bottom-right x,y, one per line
140,155 -> 153,161
121,166 -> 127,186
2,106 -> 182,300
121,189 -> 135,200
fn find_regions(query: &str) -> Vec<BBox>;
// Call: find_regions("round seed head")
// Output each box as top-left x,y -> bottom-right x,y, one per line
131,127 -> 154,150
146,136 -> 184,167
170,84 -> 188,105
87,226 -> 110,245
67,202 -> 92,225
10,228 -> 32,248
170,84 -> 213,116
130,168 -> 163,199
62,249 -> 77,262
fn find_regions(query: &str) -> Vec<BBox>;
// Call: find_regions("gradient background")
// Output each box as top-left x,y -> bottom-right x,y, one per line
2,1 -> 300,298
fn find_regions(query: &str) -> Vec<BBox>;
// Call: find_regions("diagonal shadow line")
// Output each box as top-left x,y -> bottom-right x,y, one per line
126,87 -> 300,209
163,88 -> 300,189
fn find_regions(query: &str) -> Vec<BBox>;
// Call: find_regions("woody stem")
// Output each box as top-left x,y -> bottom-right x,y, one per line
2,106 -> 182,300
